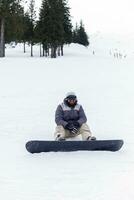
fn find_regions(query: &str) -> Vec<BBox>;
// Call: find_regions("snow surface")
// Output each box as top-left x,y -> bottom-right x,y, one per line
0,35 -> 134,200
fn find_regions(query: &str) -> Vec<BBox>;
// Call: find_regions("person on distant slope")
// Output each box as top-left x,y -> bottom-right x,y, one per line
54,92 -> 96,141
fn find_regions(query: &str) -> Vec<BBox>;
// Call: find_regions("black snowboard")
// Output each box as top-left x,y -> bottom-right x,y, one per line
25,140 -> 124,153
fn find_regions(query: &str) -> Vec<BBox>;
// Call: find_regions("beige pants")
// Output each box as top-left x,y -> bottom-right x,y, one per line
54,123 -> 92,140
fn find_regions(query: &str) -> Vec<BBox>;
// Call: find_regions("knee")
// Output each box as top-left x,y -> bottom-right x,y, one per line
56,125 -> 65,131
80,123 -> 90,130
55,125 -> 66,140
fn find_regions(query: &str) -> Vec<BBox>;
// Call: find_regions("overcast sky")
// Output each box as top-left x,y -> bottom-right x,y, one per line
35,0 -> 134,35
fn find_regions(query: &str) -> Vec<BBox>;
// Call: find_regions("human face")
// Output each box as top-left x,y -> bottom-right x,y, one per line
67,98 -> 77,106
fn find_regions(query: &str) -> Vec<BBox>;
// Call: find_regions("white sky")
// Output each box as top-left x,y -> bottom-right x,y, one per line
35,0 -> 134,35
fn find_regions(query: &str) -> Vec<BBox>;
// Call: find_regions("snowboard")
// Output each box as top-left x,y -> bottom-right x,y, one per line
25,139 -> 124,153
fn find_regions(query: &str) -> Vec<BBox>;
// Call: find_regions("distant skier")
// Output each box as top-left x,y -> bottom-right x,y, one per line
54,92 -> 96,141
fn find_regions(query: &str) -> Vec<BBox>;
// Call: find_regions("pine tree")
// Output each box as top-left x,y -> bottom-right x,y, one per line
5,4 -> 24,44
28,0 -> 36,57
0,0 -> 10,57
0,0 -> 23,57
72,23 -> 79,43
60,0 -> 72,55
38,0 -> 52,57
22,12 -> 32,53
44,0 -> 65,58
72,21 -> 89,47
77,21 -> 89,47
38,0 -> 72,58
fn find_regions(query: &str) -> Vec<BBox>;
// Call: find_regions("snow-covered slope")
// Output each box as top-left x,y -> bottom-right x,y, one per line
0,36 -> 134,199
89,32 -> 134,58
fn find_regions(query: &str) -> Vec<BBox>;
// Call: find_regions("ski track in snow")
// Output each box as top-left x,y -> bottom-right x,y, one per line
0,39 -> 134,200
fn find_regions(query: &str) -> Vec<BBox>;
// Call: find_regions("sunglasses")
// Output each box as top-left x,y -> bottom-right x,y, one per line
67,98 -> 76,102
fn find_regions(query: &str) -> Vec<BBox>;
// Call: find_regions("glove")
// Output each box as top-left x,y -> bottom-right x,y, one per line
70,121 -> 80,134
71,127 -> 79,134
73,121 -> 80,129
65,122 -> 74,131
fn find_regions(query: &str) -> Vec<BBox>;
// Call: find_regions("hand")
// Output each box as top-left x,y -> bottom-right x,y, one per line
65,122 -> 74,131
71,127 -> 79,134
70,121 -> 80,134
73,121 -> 80,129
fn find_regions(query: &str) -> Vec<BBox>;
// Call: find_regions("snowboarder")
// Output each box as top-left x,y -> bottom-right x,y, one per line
54,92 -> 96,141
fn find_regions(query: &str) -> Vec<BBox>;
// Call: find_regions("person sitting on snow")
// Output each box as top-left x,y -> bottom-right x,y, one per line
54,92 -> 96,141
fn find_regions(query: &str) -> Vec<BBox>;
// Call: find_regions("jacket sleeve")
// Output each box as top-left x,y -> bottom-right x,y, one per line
55,105 -> 68,127
78,105 -> 87,126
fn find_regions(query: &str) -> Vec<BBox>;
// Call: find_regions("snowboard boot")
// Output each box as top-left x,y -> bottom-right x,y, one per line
87,136 -> 96,141
56,134 -> 66,141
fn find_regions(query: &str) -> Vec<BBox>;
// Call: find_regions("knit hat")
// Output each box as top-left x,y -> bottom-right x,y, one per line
65,92 -> 77,100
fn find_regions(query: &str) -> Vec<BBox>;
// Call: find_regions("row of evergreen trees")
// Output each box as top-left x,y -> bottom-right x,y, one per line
0,0 -> 89,58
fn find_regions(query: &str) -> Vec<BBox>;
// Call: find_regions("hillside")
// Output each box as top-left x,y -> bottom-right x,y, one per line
0,35 -> 134,200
